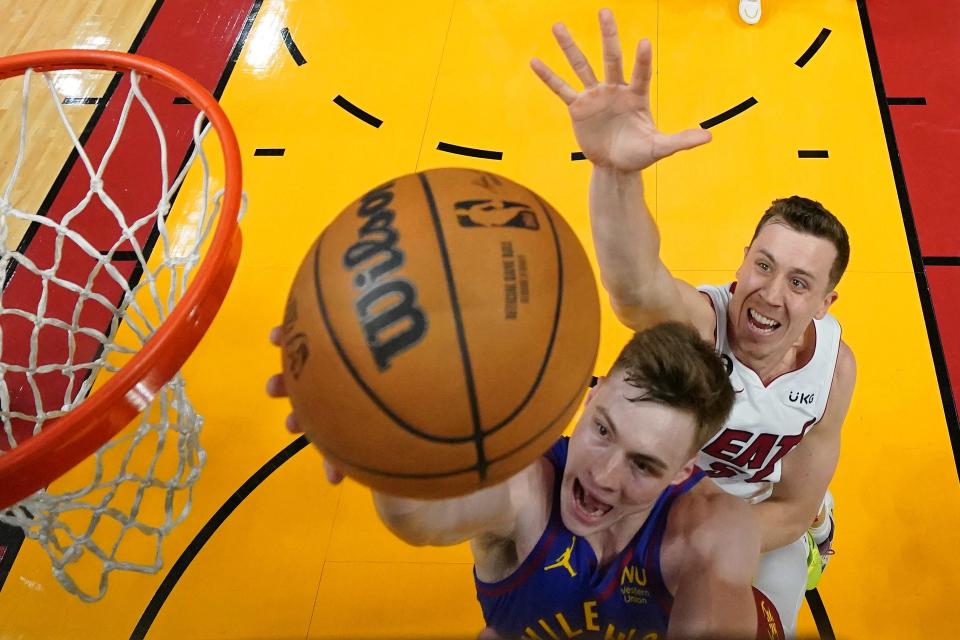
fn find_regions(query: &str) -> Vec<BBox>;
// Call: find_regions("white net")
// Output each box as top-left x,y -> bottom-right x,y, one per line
0,63 -> 238,601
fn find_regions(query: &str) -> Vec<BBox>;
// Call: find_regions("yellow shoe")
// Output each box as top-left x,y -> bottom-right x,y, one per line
805,531 -> 824,590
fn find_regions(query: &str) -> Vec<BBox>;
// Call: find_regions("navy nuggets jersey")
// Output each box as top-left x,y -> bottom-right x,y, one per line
475,437 -> 703,640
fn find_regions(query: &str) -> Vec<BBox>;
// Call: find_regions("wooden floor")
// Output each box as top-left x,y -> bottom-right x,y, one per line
1,1 -> 958,638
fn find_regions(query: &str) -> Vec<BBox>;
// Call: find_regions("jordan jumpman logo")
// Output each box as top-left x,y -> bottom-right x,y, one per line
544,536 -> 578,577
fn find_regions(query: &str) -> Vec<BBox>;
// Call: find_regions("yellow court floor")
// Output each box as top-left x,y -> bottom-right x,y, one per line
1,1 -> 959,639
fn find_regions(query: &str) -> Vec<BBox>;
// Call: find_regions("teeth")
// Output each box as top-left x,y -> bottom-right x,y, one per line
576,480 -> 612,517
749,308 -> 779,328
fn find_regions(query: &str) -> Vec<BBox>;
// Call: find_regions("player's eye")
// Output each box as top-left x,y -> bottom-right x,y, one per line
595,423 -> 608,437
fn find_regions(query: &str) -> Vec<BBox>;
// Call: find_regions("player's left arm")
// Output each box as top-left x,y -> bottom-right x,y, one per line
667,491 -> 761,639
752,342 -> 856,552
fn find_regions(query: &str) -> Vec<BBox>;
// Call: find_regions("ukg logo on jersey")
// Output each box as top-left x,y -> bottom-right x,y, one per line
785,390 -> 815,406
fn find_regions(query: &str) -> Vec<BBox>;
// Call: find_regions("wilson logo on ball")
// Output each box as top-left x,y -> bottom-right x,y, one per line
343,181 -> 428,371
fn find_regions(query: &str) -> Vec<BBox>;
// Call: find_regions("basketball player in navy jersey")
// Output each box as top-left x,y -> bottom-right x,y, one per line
269,322 -> 779,639
530,9 -> 856,637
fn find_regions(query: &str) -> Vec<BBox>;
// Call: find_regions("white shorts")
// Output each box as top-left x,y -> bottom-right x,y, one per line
754,490 -> 834,638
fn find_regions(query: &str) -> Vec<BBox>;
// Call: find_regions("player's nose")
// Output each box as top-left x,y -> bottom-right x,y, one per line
590,452 -> 622,491
759,277 -> 787,307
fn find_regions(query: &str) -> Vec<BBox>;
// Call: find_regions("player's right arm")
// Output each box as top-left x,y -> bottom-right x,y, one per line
367,460 -> 545,547
589,167 -> 717,337
267,326 -> 539,547
663,488 -> 761,639
530,9 -> 716,338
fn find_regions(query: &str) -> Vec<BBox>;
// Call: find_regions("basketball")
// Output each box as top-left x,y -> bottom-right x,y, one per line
281,168 -> 600,498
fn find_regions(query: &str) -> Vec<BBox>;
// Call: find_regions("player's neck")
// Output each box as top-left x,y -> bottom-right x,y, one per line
584,507 -> 653,569
732,322 -> 816,385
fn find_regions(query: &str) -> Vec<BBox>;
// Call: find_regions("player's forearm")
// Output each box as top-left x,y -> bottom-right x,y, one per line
668,581 -> 756,639
372,483 -> 514,547
588,166 -> 663,305
752,498 -> 814,552
373,492 -> 468,546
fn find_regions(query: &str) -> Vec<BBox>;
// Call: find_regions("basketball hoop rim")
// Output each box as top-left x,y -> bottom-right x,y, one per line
0,50 -> 244,509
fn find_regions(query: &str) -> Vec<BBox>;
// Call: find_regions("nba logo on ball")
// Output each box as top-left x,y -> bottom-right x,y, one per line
282,168 -> 600,499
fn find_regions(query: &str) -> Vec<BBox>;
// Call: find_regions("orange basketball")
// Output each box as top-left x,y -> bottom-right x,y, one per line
281,168 -> 600,498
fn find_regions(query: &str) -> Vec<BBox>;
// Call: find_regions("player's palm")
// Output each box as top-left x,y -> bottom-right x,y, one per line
568,86 -> 663,171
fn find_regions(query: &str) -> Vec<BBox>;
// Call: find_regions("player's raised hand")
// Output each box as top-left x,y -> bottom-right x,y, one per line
267,326 -> 345,485
530,8 -> 711,171
267,326 -> 303,434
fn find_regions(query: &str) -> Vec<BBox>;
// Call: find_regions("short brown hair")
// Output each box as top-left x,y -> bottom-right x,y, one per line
750,196 -> 850,289
610,322 -> 734,453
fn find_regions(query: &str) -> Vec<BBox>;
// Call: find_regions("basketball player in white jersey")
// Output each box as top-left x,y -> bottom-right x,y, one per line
530,9 -> 855,636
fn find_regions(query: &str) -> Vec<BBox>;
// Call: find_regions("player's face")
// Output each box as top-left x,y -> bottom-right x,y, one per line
560,374 -> 698,538
730,222 -> 839,361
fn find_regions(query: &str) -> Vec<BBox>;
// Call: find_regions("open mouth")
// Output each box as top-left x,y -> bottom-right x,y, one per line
573,478 -> 613,522
747,308 -> 781,334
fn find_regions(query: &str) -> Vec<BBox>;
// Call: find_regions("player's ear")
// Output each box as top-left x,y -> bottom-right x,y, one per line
669,458 -> 697,486
585,375 -> 603,405
814,290 -> 839,320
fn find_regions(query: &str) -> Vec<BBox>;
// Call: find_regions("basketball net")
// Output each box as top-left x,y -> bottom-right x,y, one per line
0,51 -> 244,602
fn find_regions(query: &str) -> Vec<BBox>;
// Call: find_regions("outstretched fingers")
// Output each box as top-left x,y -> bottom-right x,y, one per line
266,373 -> 287,397
530,57 -> 578,104
629,38 -> 653,102
552,22 -> 598,89
599,8 -> 624,85
654,128 -> 713,161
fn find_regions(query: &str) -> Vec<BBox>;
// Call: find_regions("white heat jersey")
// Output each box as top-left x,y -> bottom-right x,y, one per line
696,283 -> 842,503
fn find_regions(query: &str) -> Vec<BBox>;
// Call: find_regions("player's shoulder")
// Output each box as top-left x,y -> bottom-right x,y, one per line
669,480 -> 757,554
501,454 -> 555,538
663,480 -> 759,582
836,339 -> 856,380
827,339 -> 856,407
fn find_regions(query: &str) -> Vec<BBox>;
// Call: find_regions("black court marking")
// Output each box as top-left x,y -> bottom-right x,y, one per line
418,173 -> 488,480
130,435 -> 310,640
796,28 -> 832,68
99,251 -> 140,261
333,94 -> 383,128
798,150 -> 829,158
571,151 -> 586,161
437,142 -> 503,160
62,97 -> 102,105
0,517 -> 26,592
699,97 -> 758,129
923,256 -> 960,267
859,0 -> 960,482
805,589 -> 836,640
172,96 -> 191,104
280,26 -> 307,66
887,96 -> 927,105
254,148 -> 285,156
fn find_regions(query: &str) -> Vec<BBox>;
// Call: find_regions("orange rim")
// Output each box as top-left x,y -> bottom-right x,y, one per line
0,50 -> 243,508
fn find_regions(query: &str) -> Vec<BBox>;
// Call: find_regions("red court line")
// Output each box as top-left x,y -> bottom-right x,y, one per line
865,0 -> 960,470
927,267 -> 960,417
867,0 -> 960,257
2,0 -> 256,447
